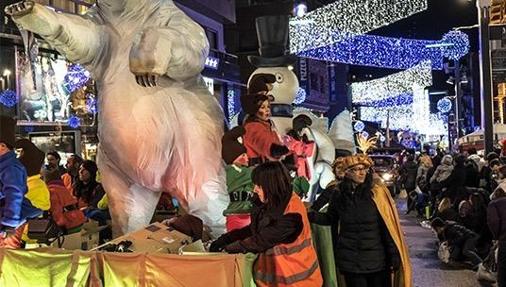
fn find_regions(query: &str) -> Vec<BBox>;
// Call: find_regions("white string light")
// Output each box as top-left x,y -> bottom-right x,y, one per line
289,0 -> 428,53
357,80 -> 435,135
351,61 -> 433,104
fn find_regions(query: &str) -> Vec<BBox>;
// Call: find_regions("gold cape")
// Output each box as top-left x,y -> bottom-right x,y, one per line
371,180 -> 413,287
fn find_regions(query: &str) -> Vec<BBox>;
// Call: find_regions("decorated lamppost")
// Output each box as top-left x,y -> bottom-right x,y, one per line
476,0 -> 494,154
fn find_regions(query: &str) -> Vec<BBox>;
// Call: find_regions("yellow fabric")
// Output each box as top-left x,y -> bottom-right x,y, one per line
26,175 -> 51,211
97,194 -> 108,209
371,180 -> 413,287
0,248 -> 250,287
0,248 -> 91,287
101,252 -> 245,287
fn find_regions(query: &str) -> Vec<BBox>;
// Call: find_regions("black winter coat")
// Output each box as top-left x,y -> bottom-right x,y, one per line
441,166 -> 467,203
214,195 -> 303,253
400,161 -> 418,191
487,197 -> 506,242
439,221 -> 478,247
464,161 -> 480,188
309,178 -> 400,274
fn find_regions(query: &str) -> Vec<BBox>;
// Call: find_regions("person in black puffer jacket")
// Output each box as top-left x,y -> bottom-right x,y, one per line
309,155 -> 406,287
431,217 -> 482,267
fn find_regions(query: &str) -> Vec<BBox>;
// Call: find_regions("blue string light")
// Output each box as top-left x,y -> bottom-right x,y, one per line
62,64 -> 91,94
86,96 -> 97,114
68,116 -> 81,129
293,87 -> 307,105
359,93 -> 414,107
437,98 -> 452,113
297,31 -> 469,70
354,120 -> 365,132
0,89 -> 17,108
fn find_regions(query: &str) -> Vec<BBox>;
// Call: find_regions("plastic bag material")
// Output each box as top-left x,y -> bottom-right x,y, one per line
438,241 -> 452,264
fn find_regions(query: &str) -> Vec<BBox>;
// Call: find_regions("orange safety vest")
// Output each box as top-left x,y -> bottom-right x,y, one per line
254,193 -> 323,287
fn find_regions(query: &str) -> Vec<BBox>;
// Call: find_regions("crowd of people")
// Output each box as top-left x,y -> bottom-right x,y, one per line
396,147 -> 506,286
0,116 -> 111,248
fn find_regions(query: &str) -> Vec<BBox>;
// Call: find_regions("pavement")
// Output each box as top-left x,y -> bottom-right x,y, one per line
397,200 -> 496,287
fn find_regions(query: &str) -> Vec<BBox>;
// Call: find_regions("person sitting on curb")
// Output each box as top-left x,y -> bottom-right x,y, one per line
431,217 -> 483,269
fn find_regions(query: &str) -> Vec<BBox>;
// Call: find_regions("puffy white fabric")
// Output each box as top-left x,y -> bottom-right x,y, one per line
11,0 -> 228,235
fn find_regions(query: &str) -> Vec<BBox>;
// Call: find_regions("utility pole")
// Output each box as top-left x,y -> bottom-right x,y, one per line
477,0 -> 495,155
453,61 -> 462,152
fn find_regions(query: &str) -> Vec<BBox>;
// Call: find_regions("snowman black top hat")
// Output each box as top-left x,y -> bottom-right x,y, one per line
248,15 -> 298,67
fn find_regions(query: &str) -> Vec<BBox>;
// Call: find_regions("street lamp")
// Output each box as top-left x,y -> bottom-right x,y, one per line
2,69 -> 11,90
293,1 -> 308,18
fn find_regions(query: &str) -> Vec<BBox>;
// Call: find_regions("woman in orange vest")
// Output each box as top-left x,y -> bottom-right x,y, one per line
210,161 -> 322,286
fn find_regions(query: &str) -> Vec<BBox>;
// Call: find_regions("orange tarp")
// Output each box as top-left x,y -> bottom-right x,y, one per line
0,248 -> 252,287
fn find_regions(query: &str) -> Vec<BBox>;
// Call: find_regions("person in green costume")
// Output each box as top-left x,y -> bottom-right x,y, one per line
222,126 -> 255,232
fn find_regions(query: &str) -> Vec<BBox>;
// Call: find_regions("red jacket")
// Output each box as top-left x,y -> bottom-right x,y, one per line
47,180 -> 86,230
243,120 -> 281,162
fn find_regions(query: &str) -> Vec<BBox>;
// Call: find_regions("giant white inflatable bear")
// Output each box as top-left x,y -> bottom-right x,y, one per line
6,0 -> 228,235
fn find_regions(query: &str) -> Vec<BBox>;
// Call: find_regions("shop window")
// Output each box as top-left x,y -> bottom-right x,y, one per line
320,75 -> 325,93
310,72 -> 318,91
205,28 -> 218,50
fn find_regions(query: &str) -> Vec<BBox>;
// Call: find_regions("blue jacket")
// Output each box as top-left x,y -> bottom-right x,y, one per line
0,151 -> 41,228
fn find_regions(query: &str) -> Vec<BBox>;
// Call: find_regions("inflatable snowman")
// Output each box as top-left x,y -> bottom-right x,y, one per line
246,15 -> 335,201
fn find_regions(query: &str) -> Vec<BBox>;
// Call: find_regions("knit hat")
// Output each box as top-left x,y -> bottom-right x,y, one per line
248,74 -> 276,95
332,154 -> 373,178
0,116 -> 16,149
441,155 -> 453,166
240,93 -> 270,116
293,114 -> 312,132
81,160 -> 98,181
221,126 -> 247,165
16,139 -> 45,177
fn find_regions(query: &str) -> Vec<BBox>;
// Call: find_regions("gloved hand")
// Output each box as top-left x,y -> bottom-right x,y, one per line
224,241 -> 246,254
389,254 -> 401,271
209,236 -> 229,253
307,211 -> 317,223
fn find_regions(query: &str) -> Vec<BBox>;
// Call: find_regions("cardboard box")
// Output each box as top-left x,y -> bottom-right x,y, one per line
93,222 -> 191,254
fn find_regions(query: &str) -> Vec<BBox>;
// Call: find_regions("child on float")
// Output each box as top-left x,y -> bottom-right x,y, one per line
221,126 -> 255,232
